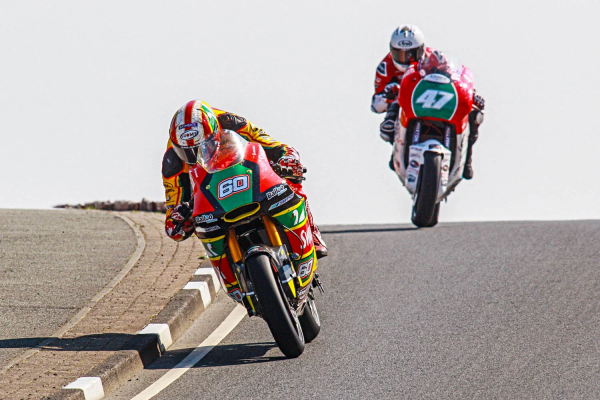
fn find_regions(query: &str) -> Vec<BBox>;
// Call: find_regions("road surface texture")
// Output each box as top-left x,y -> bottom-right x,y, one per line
107,221 -> 600,399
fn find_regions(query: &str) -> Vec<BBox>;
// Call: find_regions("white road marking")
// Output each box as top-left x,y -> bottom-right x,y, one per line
138,324 -> 173,352
183,281 -> 212,308
131,305 -> 247,400
63,377 -> 104,400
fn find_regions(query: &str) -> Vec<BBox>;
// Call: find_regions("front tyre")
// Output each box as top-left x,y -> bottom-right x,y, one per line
299,293 -> 321,343
247,254 -> 305,358
412,152 -> 441,228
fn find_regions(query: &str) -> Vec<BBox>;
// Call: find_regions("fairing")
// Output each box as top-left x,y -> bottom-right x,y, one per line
189,140 -> 317,307
398,52 -> 474,134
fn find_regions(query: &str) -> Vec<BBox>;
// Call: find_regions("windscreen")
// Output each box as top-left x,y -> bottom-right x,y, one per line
197,129 -> 247,173
418,51 -> 462,80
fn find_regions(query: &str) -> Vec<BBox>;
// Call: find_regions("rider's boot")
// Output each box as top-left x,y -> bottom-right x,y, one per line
379,102 -> 399,143
305,200 -> 328,259
463,110 -> 481,180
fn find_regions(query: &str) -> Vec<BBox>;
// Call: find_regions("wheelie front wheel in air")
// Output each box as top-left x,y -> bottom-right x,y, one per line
299,292 -> 321,343
412,152 -> 441,228
246,254 -> 305,358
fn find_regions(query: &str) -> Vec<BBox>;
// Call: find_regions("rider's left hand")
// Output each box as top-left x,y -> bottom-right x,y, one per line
473,93 -> 485,111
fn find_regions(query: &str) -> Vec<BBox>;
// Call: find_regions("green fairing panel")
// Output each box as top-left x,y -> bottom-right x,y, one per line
207,164 -> 254,213
412,80 -> 458,121
201,236 -> 226,259
272,198 -> 306,228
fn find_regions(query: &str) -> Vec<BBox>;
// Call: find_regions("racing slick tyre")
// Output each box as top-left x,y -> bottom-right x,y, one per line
247,254 -> 305,358
429,203 -> 440,227
412,152 -> 441,228
298,293 -> 321,343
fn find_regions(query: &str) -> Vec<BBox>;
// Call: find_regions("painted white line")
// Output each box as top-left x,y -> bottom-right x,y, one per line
183,281 -> 212,308
63,376 -> 105,400
138,324 -> 173,352
131,305 -> 246,400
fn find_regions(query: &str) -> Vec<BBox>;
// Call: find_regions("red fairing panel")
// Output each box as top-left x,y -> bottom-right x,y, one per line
190,164 -> 215,215
398,64 -> 475,134
243,142 -> 285,193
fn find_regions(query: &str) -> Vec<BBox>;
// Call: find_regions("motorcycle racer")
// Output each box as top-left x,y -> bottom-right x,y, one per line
372,25 -> 485,179
162,100 -> 328,258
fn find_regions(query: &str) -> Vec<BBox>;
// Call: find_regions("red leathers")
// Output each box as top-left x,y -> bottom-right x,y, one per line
371,48 -> 434,113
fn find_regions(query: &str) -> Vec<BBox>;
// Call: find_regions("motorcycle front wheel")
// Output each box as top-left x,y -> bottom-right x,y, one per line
247,254 -> 305,358
299,293 -> 321,343
412,152 -> 441,228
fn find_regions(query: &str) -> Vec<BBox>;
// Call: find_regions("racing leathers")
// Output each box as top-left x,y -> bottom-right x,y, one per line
371,48 -> 484,179
161,108 -> 328,255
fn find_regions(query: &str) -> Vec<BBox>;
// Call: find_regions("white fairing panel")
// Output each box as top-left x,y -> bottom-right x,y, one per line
391,113 -> 472,202
405,140 -> 451,198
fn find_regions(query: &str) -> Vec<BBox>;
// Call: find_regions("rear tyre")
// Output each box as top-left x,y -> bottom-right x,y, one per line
247,254 -> 305,358
299,293 -> 321,343
412,152 -> 441,228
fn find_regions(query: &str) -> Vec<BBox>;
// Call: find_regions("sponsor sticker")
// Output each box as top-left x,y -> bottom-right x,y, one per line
377,61 -> 387,76
423,73 -> 451,84
195,214 -> 218,224
398,40 -> 413,47
178,122 -> 198,130
266,184 -> 287,200
407,175 -> 416,183
179,130 -> 199,141
409,160 -> 419,168
195,225 -> 220,233
268,193 -> 294,210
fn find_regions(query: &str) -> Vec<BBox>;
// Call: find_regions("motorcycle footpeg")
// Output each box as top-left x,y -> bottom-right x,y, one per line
312,272 -> 325,293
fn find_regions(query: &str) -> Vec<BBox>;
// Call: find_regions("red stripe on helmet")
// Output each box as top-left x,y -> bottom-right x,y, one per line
184,100 -> 198,147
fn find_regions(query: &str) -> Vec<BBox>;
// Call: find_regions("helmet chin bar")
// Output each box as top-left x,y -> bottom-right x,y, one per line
392,59 -> 409,72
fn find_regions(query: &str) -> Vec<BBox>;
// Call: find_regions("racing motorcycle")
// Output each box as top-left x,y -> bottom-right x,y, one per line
185,129 -> 322,358
391,51 -> 477,227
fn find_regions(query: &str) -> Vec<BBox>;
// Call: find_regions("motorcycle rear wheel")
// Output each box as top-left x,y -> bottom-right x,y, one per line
299,293 -> 321,343
412,152 -> 441,228
247,254 -> 305,358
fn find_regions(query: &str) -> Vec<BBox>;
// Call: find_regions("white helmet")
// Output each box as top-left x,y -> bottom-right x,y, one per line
389,25 -> 425,72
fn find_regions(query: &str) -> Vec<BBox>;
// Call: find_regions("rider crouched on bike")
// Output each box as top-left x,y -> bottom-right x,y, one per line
371,25 -> 485,179
162,100 -> 328,258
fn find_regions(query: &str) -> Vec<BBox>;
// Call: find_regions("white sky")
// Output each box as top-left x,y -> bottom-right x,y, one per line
1,0 -> 598,224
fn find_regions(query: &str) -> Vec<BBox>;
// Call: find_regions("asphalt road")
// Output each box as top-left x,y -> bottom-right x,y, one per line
107,220 -> 600,399
0,209 -> 136,370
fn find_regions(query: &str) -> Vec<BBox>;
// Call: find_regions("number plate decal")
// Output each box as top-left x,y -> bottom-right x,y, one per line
217,174 -> 250,200
411,80 -> 458,120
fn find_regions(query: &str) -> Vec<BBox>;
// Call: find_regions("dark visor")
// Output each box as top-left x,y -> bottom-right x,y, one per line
390,45 -> 424,65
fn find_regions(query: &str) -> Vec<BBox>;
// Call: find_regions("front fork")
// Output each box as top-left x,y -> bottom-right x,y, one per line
227,216 -> 298,317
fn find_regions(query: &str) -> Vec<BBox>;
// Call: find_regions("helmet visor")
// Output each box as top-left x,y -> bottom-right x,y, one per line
173,146 -> 198,165
390,45 -> 424,65
197,129 -> 247,173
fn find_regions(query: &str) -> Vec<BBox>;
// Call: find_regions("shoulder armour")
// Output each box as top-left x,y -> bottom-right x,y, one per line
162,147 -> 184,178
217,112 -> 247,132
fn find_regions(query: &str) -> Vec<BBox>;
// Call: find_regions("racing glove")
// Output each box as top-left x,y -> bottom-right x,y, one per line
473,93 -> 485,111
166,202 -> 195,240
272,156 -> 306,183
382,83 -> 400,101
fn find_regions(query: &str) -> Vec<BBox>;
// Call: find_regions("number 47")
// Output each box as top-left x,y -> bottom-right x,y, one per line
416,89 -> 454,110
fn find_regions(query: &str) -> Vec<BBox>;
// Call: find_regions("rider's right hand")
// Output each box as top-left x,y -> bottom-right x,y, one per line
382,83 -> 400,101
171,202 -> 192,222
